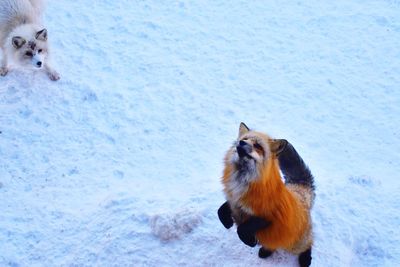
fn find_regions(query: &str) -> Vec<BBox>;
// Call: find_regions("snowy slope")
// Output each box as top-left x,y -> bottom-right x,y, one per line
1,0 -> 399,266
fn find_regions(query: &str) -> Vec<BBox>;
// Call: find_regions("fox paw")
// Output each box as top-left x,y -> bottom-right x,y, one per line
237,224 -> 257,247
258,247 -> 273,259
47,71 -> 60,81
218,202 -> 233,229
0,67 -> 8,76
299,248 -> 312,267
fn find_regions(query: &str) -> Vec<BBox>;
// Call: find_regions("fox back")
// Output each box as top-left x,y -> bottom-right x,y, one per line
0,0 -> 45,43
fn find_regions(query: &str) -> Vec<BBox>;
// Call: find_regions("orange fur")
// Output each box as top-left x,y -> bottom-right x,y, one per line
243,157 -> 309,251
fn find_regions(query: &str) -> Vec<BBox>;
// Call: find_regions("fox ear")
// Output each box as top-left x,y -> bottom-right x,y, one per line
238,122 -> 250,137
12,36 -> 26,49
35,28 -> 47,41
269,139 -> 288,156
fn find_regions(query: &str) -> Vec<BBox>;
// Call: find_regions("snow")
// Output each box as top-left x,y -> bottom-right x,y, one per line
0,0 -> 399,266
150,209 -> 202,242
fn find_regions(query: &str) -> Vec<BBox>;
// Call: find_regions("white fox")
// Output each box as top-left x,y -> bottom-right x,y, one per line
0,0 -> 59,80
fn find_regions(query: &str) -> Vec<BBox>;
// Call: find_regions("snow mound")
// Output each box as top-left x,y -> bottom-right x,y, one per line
150,209 -> 202,241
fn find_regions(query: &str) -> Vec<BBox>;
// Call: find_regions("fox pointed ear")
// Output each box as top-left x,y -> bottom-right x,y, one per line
35,28 -> 47,41
238,122 -> 250,137
12,36 -> 26,49
269,139 -> 288,156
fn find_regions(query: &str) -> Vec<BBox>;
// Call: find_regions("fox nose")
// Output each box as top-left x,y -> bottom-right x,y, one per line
36,61 -> 42,67
237,141 -> 251,158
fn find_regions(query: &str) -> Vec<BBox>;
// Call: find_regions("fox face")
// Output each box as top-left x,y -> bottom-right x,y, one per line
226,123 -> 273,182
11,28 -> 48,69
225,123 -> 288,184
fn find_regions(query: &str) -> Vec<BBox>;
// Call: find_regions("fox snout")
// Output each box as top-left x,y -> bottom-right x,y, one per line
236,140 -> 252,158
32,54 -> 44,69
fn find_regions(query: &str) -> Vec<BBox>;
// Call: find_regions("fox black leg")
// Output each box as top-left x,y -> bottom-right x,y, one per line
237,216 -> 270,247
218,201 -> 234,229
298,248 -> 312,267
258,247 -> 274,259
275,140 -> 315,190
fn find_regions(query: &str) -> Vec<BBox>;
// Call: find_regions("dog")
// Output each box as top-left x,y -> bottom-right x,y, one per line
0,0 -> 59,81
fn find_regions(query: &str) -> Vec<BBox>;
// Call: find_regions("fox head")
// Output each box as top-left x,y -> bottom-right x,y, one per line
10,27 -> 49,69
225,123 -> 287,183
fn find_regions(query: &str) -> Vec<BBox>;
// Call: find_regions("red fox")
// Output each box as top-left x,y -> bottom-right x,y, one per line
218,123 -> 315,267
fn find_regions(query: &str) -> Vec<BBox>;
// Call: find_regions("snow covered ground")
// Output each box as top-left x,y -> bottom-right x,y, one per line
1,0 -> 399,266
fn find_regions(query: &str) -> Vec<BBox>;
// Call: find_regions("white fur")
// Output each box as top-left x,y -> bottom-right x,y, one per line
225,172 -> 254,215
0,0 -> 59,80
32,52 -> 44,68
224,147 -> 260,215
0,0 -> 45,43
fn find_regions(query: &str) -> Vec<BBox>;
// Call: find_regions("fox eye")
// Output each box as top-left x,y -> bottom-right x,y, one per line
25,51 -> 33,57
38,49 -> 43,53
253,143 -> 263,151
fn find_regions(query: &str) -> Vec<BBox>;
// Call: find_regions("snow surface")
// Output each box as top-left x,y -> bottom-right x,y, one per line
1,0 -> 400,266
